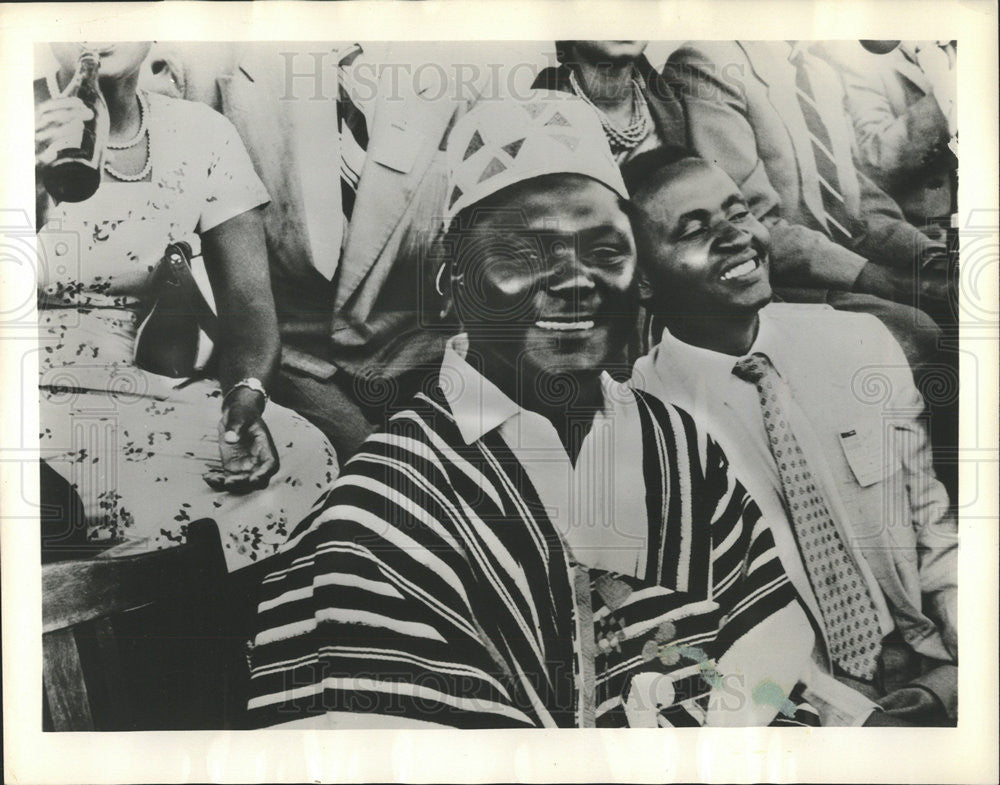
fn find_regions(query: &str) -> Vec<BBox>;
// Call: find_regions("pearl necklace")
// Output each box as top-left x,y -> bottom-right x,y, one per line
107,90 -> 149,150
104,91 -> 152,182
568,69 -> 650,151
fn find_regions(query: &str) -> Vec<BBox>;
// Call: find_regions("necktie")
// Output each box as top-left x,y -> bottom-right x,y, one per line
733,352 -> 881,680
789,50 -> 856,244
337,44 -> 369,222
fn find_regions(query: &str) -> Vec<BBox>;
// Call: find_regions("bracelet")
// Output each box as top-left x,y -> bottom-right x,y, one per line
223,377 -> 269,410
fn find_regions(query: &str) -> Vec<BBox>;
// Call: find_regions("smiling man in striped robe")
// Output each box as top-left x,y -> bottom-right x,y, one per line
246,92 -> 820,729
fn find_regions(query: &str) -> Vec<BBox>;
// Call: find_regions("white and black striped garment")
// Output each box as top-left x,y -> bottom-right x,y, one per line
247,385 -> 817,728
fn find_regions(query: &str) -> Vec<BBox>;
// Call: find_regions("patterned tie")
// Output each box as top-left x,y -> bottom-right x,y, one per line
337,44 -> 369,222
733,352 -> 881,680
789,49 -> 855,245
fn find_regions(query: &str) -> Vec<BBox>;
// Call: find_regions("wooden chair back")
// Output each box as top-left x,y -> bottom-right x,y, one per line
42,518 -> 227,730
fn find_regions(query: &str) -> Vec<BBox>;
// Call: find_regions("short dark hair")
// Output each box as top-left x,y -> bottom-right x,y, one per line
620,145 -> 703,198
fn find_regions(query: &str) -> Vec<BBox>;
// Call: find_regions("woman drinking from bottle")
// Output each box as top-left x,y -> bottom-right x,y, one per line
35,42 -> 337,570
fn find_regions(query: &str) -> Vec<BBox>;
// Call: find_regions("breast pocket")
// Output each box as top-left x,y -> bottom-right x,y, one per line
836,422 -> 900,488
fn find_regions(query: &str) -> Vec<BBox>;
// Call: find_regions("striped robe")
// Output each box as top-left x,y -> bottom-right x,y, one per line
248,385 -> 815,728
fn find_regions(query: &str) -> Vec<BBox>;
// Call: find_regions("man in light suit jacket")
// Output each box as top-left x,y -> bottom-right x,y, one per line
143,42 -> 466,458
625,148 -> 957,726
665,41 -> 952,346
823,41 -> 957,228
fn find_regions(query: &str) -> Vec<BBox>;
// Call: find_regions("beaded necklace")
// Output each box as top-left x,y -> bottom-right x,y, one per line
568,69 -> 650,152
104,90 -> 152,182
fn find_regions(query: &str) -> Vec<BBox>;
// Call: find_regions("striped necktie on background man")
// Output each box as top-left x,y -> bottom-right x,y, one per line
790,49 -> 856,245
337,44 -> 369,222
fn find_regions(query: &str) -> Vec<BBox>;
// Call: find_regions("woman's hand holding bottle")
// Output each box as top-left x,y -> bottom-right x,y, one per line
35,97 -> 94,167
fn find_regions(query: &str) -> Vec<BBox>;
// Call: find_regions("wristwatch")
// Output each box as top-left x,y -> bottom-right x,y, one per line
223,377 -> 269,410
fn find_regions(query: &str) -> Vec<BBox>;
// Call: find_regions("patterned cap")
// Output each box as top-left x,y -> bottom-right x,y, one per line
444,91 -> 628,225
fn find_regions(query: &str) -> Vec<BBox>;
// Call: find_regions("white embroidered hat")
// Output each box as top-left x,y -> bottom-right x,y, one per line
444,90 -> 628,226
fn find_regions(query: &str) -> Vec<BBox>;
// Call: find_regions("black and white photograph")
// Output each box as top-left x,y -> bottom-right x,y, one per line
2,2 -> 997,783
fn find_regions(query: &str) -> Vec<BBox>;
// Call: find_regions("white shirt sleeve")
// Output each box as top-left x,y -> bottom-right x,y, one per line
800,661 -> 880,726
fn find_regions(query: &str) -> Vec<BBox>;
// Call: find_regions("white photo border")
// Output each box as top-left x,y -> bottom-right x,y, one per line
2,2 -> 997,783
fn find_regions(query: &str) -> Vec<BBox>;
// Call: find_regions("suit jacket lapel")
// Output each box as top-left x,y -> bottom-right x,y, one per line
710,369 -> 828,644
742,43 -> 828,227
636,56 -> 688,146
334,78 -> 457,313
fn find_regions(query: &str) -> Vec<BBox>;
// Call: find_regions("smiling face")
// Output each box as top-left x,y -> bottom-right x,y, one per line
451,174 -> 638,383
50,42 -> 152,82
634,159 -> 772,319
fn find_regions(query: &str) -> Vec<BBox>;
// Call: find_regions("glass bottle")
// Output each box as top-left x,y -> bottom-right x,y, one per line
41,51 -> 109,203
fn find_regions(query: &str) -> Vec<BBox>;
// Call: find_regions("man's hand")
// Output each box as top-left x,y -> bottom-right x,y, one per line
863,709 -> 919,727
853,261 -> 953,313
203,388 -> 279,493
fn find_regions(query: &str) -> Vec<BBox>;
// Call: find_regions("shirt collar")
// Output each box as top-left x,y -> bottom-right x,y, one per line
652,303 -> 787,381
336,43 -> 363,67
748,304 -> 786,375
441,334 -> 521,445
785,40 -> 811,65
441,333 -> 625,445
899,42 -> 919,63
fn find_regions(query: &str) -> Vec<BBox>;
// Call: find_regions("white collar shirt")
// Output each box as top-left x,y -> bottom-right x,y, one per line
441,334 -> 649,578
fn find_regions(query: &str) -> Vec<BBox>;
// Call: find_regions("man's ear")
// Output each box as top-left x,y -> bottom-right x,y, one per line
637,268 -> 655,304
436,263 -> 463,323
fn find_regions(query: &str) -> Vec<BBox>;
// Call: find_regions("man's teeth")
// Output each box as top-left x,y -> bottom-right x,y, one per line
535,319 -> 596,331
720,258 -> 758,281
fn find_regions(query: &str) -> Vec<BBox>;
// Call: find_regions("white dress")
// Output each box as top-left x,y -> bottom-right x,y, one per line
37,88 -> 338,572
